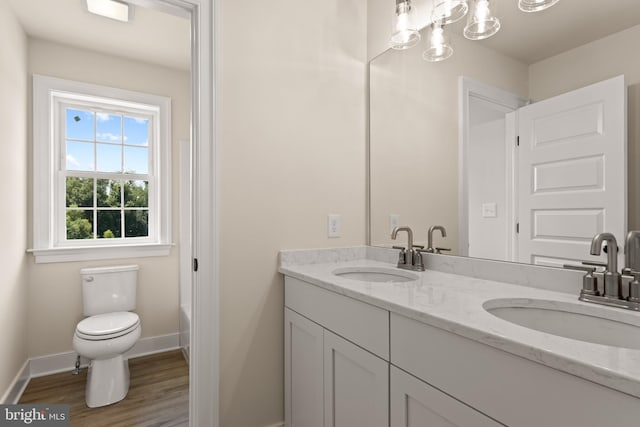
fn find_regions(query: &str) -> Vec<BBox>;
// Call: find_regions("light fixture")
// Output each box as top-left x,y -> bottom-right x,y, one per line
464,0 -> 500,40
86,0 -> 132,23
518,0 -> 560,13
431,0 -> 469,25
422,23 -> 454,62
390,0 -> 421,50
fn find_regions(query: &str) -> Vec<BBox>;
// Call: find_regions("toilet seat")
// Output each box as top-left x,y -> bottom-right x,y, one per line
76,312 -> 140,341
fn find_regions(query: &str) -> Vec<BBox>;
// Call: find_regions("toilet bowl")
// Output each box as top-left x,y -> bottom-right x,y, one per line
73,265 -> 140,408
73,311 -> 141,408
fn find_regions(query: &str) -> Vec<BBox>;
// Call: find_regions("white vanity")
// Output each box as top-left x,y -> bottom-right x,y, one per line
280,247 -> 640,427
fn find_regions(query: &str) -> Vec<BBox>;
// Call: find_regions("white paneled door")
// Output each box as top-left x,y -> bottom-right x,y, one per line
517,75 -> 627,266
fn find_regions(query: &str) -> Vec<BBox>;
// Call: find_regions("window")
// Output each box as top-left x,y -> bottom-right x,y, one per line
32,75 -> 172,263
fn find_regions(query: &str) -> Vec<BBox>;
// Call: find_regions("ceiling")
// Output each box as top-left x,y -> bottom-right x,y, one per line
445,0 -> 640,64
7,0 -> 190,70
7,0 -> 640,70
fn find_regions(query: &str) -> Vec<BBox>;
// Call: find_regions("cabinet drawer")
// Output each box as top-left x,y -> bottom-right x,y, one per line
391,313 -> 640,427
285,276 -> 389,360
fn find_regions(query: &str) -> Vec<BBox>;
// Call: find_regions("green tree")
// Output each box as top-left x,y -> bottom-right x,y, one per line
66,209 -> 92,239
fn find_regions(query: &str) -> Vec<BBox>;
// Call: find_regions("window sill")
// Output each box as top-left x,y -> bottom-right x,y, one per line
28,243 -> 173,264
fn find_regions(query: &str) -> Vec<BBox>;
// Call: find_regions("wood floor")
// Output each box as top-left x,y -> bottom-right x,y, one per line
19,350 -> 189,427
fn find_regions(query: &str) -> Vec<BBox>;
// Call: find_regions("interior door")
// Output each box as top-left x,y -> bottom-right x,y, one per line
517,75 -> 627,266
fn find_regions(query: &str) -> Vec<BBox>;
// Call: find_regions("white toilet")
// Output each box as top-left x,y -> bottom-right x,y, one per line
72,265 -> 141,408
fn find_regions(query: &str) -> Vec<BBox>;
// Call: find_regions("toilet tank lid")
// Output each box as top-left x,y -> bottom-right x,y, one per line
80,265 -> 139,275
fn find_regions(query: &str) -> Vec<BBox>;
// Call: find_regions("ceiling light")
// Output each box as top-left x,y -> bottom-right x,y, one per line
518,0 -> 560,13
464,0 -> 501,40
423,23 -> 454,62
390,0 -> 421,50
86,0 -> 132,23
432,0 -> 469,25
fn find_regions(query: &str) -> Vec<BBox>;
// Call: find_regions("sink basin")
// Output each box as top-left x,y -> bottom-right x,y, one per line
332,267 -> 418,283
483,298 -> 640,349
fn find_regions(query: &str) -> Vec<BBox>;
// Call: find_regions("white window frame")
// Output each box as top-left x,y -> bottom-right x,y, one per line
32,75 -> 172,263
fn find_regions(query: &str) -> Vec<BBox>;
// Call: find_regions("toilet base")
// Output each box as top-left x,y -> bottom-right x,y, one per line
85,355 -> 130,408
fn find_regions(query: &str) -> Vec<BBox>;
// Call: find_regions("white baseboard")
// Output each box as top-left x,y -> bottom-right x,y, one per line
0,359 -> 30,404
30,333 -> 180,378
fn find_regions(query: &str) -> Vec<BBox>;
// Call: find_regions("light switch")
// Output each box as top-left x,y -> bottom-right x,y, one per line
482,203 -> 497,218
389,214 -> 400,233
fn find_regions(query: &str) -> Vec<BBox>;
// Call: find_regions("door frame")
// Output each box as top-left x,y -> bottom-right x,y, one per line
133,0 -> 219,425
458,77 -> 528,258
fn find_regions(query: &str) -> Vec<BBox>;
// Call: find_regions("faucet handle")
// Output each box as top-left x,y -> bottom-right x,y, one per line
582,261 -> 607,269
564,264 -> 596,273
392,246 -> 407,265
412,244 -> 425,249
564,264 -> 599,296
435,247 -> 451,254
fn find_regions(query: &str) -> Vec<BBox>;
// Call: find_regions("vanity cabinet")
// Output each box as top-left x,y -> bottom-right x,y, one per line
390,366 -> 501,427
284,276 -> 389,427
284,274 -> 640,427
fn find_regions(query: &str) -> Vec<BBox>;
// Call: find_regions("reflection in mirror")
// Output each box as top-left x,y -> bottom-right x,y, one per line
369,0 -> 640,268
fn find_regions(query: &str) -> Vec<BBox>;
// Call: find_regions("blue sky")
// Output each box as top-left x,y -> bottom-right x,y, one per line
65,108 -> 149,174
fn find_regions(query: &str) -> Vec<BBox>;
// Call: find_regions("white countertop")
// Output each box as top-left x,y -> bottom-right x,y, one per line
279,248 -> 640,399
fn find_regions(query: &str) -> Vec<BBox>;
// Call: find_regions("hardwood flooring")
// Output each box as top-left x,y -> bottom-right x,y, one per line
19,350 -> 189,427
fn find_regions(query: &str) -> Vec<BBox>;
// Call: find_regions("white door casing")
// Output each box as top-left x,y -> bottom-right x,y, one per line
517,75 -> 627,267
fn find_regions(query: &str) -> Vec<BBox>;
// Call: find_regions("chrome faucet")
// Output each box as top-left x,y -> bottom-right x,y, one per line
624,231 -> 640,274
590,232 -> 620,299
565,231 -> 640,311
426,225 -> 451,254
624,231 -> 640,303
391,226 -> 425,271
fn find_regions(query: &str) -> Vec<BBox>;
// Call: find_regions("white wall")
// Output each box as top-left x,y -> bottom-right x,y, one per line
26,39 -> 189,357
218,0 -> 367,425
0,1 -> 29,401
529,24 -> 640,230
369,31 -> 529,250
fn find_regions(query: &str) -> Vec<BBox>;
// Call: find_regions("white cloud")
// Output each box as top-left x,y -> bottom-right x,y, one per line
66,154 -> 80,168
97,132 -> 122,142
132,117 -> 147,124
96,112 -> 111,122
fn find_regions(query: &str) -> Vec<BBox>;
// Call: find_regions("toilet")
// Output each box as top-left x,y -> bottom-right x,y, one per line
72,265 -> 141,408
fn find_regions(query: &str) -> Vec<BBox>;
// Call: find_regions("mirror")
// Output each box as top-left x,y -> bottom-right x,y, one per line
369,0 -> 640,266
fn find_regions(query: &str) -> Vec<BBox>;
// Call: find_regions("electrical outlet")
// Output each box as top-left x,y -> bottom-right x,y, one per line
328,214 -> 341,238
389,214 -> 400,232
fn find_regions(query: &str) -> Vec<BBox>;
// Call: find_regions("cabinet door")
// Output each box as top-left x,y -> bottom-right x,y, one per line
285,308 -> 324,427
390,366 -> 502,427
324,330 -> 388,427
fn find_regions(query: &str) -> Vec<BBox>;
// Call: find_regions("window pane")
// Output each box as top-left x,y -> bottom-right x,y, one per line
97,179 -> 121,207
66,210 -> 93,240
124,116 -> 149,146
66,141 -> 94,171
96,113 -> 122,143
66,177 -> 94,208
96,143 -> 122,173
125,210 -> 148,237
124,146 -> 148,174
124,180 -> 148,208
66,108 -> 94,141
97,210 -> 122,238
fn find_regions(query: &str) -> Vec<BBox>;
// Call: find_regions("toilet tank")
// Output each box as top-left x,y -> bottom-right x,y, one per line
80,265 -> 139,316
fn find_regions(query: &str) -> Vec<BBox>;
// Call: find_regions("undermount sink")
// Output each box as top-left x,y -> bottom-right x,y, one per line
483,298 -> 640,349
332,267 -> 418,283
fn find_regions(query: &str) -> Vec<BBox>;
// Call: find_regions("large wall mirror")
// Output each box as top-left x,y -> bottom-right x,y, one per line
369,0 -> 640,267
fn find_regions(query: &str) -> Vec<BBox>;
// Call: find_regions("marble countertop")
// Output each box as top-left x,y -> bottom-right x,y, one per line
279,247 -> 640,399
